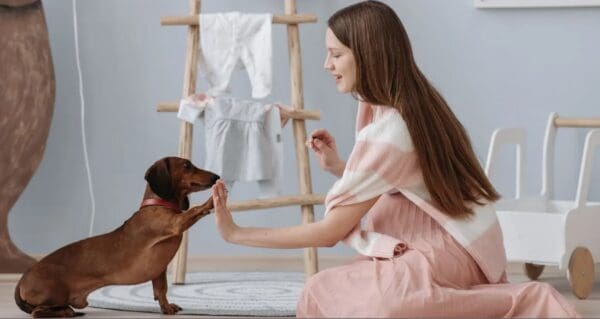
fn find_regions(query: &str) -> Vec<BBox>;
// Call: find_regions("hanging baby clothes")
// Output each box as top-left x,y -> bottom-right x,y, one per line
177,95 -> 283,198
198,12 -> 272,99
177,93 -> 213,123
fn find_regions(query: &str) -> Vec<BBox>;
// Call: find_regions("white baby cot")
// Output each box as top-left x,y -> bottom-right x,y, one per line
485,113 -> 600,299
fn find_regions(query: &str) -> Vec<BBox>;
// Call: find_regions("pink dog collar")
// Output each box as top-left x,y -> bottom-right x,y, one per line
140,198 -> 180,212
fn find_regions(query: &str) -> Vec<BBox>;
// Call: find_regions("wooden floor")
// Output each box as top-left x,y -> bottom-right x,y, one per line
1,255 -> 599,318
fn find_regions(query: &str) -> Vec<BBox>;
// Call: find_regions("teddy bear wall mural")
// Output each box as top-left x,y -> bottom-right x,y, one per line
0,0 -> 56,272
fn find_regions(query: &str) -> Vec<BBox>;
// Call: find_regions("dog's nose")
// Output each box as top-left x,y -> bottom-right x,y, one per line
211,174 -> 220,184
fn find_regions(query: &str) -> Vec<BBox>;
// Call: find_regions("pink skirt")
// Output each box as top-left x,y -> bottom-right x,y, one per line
296,193 -> 580,318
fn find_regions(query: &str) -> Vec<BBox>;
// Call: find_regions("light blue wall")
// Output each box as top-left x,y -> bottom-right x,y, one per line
9,0 -> 600,256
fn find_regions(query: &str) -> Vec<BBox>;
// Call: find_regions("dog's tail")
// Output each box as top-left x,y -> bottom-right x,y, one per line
14,280 -> 33,314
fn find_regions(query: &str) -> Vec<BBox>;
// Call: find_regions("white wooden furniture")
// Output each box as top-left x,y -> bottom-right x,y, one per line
485,113 -> 600,299
474,0 -> 600,8
157,0 -> 324,284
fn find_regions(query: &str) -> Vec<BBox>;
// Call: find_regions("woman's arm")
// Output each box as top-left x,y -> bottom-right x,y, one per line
212,180 -> 379,249
328,160 -> 346,178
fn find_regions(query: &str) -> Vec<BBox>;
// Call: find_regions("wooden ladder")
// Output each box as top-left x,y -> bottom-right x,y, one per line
157,0 -> 323,284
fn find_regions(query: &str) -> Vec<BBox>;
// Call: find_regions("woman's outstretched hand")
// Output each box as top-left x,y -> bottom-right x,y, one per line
212,180 -> 239,243
306,129 -> 346,177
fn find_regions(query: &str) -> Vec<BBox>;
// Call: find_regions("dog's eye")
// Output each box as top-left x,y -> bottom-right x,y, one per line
183,162 -> 192,170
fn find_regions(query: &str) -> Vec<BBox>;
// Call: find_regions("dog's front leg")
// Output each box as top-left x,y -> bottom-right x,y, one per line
152,271 -> 181,315
172,198 -> 214,234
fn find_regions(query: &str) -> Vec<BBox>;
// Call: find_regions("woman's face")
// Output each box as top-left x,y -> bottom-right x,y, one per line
324,28 -> 356,93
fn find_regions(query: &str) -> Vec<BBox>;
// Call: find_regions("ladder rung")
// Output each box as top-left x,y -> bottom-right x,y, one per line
157,102 -> 321,120
193,194 -> 326,212
554,117 -> 600,128
161,14 -> 317,26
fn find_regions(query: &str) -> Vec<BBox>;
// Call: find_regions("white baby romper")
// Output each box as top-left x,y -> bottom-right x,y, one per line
198,12 -> 272,99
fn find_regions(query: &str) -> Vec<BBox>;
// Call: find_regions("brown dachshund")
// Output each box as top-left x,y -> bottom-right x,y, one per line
14,157 -> 219,317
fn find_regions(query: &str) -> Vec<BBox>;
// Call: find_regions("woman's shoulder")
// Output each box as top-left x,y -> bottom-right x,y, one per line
356,106 -> 413,151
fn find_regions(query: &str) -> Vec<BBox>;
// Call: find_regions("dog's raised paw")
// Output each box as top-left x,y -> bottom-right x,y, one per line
205,197 -> 215,210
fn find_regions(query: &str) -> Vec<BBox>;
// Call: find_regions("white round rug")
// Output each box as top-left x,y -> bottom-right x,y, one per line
88,272 -> 305,317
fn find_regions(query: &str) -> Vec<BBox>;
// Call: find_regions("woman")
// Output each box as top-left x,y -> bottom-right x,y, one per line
211,1 -> 580,317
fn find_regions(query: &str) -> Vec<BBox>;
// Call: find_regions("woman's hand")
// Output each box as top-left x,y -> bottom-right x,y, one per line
212,180 -> 239,243
306,129 -> 346,177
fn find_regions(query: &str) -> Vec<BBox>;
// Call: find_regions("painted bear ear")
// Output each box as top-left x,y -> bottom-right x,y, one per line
144,158 -> 174,200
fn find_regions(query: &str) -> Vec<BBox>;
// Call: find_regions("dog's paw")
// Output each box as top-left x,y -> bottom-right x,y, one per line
187,206 -> 212,218
201,208 -> 213,217
161,303 -> 182,315
204,197 -> 214,210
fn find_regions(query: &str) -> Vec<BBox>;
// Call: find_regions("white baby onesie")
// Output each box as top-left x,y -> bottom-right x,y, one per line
203,97 -> 283,198
198,12 -> 272,99
177,93 -> 213,123
176,94 -> 284,198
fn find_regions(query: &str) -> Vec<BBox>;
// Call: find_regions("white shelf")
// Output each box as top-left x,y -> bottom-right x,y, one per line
474,0 -> 600,8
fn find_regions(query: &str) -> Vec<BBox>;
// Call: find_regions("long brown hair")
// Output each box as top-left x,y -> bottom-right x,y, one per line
328,1 -> 500,218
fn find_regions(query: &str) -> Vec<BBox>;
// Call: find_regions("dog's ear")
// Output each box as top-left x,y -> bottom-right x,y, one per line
145,158 -> 175,200
181,196 -> 190,211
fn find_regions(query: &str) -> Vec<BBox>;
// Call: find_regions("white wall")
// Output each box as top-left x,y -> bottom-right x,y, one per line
9,0 -> 600,256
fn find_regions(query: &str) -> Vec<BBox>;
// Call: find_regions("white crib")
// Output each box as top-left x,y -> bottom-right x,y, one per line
485,112 -> 600,299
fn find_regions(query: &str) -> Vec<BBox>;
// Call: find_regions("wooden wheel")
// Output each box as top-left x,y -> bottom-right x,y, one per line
567,246 -> 595,299
524,263 -> 545,280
